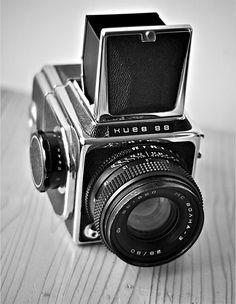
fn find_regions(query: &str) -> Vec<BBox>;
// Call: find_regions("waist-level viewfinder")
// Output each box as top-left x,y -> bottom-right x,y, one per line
82,13 -> 192,121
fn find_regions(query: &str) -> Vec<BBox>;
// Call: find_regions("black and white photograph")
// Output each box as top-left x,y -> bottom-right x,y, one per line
1,0 -> 235,303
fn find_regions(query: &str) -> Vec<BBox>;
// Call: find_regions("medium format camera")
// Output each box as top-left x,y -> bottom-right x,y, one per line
29,12 -> 204,267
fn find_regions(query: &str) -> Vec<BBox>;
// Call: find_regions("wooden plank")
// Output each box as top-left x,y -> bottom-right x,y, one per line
0,89 -> 235,304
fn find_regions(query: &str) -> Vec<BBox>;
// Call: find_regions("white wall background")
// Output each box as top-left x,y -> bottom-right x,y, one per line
1,0 -> 235,132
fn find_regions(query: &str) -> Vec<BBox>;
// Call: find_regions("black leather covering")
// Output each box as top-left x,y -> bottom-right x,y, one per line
107,32 -> 190,115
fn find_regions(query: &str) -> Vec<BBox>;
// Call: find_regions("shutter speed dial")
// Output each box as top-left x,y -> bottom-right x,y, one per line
30,130 -> 67,192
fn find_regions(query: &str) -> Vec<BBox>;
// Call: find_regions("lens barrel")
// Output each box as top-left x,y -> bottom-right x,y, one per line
86,145 -> 203,266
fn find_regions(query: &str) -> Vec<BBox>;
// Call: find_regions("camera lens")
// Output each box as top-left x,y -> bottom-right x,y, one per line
86,144 -> 204,267
127,197 -> 176,240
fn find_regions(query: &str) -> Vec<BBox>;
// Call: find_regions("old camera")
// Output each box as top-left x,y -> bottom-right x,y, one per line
29,13 -> 204,267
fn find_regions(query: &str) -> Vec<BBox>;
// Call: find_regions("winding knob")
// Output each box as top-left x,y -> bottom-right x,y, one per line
30,130 -> 67,192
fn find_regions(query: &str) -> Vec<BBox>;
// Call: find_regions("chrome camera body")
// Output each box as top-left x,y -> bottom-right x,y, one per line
29,13 -> 204,267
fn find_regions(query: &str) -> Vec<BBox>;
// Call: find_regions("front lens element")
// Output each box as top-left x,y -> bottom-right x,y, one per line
127,197 -> 176,239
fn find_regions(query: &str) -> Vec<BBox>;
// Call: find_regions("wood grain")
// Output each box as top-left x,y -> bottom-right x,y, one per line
0,89 -> 235,304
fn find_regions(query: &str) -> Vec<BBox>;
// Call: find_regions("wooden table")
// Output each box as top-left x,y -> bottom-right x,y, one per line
1,89 -> 235,304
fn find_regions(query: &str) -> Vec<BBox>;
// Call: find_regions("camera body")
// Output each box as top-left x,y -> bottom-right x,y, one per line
29,13 -> 204,266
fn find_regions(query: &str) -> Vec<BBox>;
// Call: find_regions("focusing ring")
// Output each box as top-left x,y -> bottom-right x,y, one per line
85,144 -> 184,220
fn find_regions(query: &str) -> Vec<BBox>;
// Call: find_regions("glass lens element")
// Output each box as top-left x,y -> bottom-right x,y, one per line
127,197 -> 175,239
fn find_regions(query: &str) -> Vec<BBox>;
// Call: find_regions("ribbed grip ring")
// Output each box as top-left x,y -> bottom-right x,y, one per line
85,145 -> 184,219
